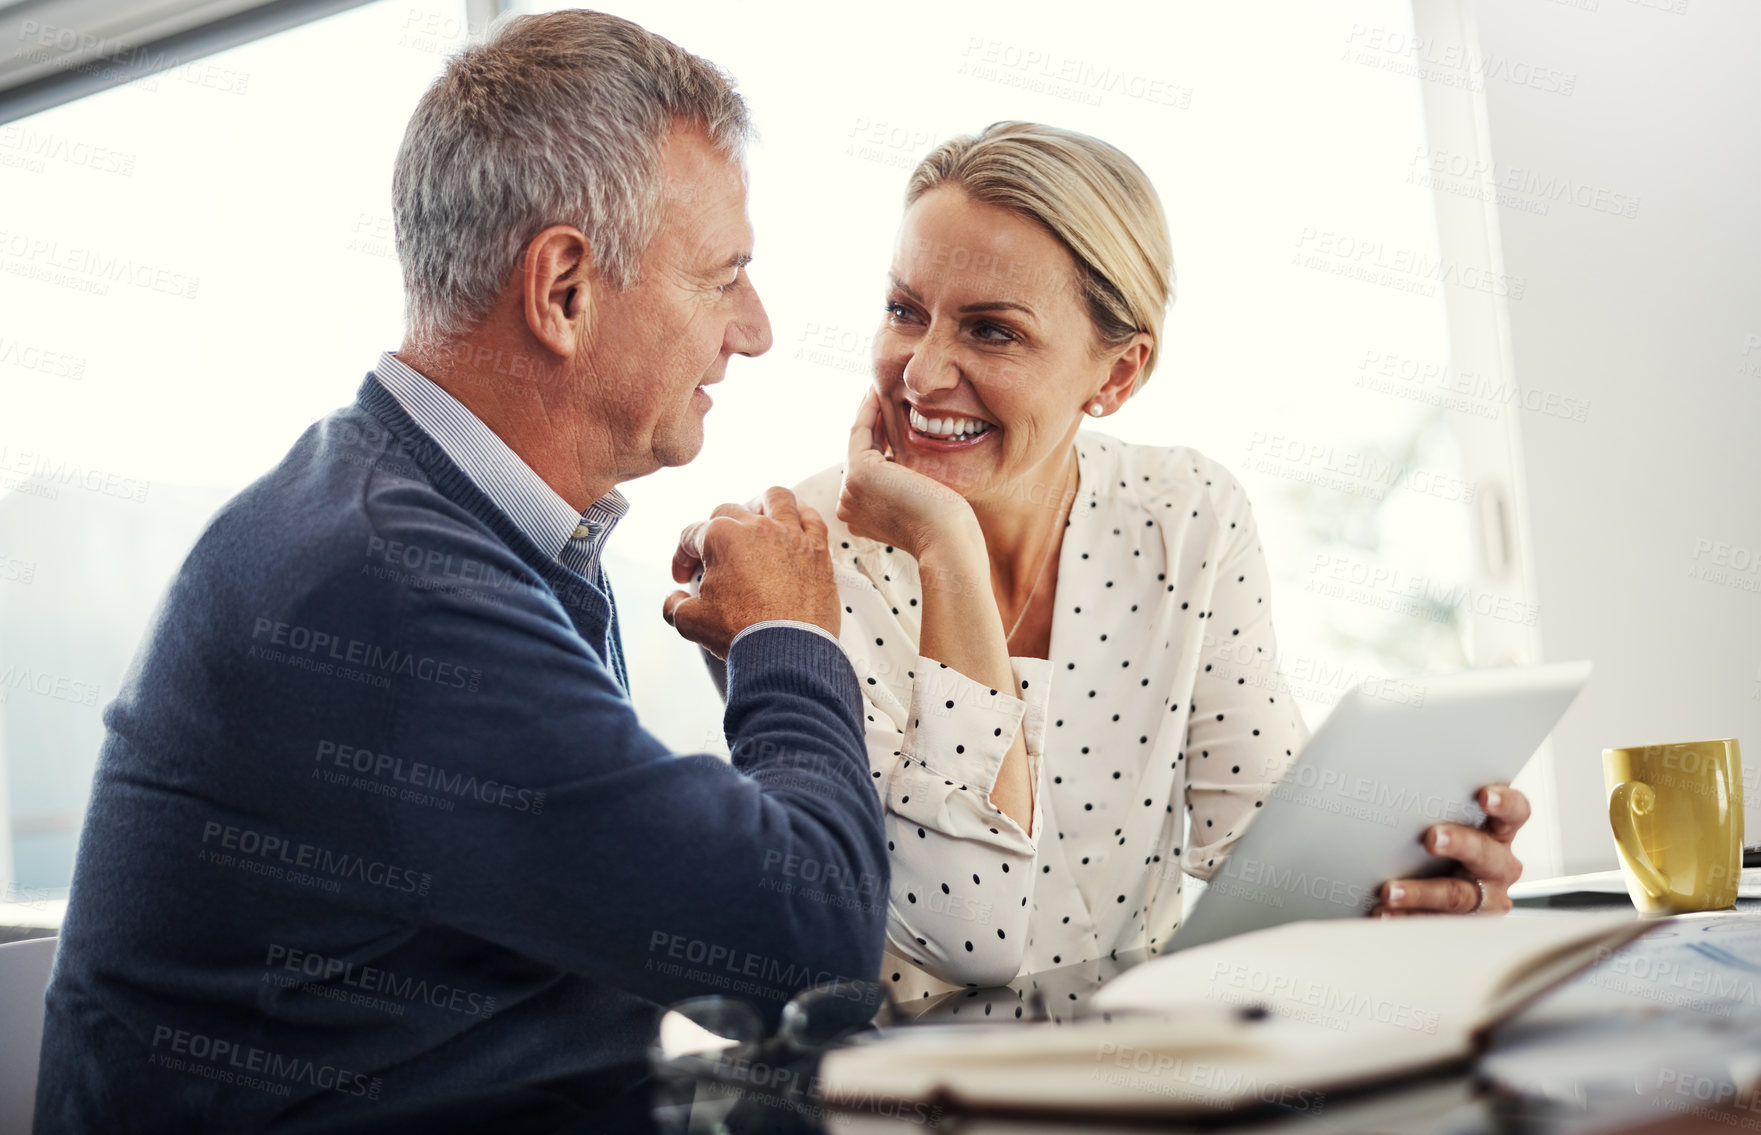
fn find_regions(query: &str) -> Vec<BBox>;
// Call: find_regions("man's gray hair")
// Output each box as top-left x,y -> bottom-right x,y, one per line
393,9 -> 751,349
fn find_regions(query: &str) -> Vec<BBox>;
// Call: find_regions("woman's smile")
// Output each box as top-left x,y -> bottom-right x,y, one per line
902,399 -> 998,452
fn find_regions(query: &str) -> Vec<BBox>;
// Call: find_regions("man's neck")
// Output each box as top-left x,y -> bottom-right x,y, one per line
397,337 -> 617,513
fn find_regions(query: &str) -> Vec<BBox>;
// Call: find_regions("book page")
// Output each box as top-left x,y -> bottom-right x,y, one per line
1092,912 -> 1644,1043
821,913 -> 1646,1118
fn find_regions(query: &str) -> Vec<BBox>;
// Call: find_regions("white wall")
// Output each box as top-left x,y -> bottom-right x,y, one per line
1463,0 -> 1761,871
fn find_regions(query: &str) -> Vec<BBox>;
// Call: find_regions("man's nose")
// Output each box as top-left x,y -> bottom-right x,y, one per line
729,274 -> 773,358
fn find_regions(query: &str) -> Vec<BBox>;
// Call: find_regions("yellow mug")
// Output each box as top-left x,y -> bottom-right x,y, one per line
1603,739 -> 1743,914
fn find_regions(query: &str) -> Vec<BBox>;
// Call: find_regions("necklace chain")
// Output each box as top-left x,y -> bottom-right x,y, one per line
1003,455 -> 1079,646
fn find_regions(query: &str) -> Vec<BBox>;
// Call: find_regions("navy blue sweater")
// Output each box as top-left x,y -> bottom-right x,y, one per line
34,376 -> 888,1132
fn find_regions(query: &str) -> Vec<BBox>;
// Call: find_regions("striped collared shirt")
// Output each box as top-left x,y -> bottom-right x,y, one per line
372,351 -> 627,581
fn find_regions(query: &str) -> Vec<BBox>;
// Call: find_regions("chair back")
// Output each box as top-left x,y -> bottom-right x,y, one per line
0,935 -> 59,1134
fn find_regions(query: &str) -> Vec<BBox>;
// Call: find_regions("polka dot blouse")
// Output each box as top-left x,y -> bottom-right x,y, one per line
792,432 -> 1311,1001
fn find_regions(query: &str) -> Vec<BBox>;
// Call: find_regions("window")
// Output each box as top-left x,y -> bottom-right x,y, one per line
0,0 -> 1505,897
591,0 -> 1481,771
0,0 -> 470,895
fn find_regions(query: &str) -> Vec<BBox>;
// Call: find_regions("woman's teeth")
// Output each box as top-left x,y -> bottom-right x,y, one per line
908,406 -> 993,440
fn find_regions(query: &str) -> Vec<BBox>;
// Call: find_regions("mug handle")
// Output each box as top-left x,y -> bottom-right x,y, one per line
1608,781 -> 1671,901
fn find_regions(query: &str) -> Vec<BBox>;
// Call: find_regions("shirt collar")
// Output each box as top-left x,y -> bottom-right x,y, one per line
372,351 -> 627,577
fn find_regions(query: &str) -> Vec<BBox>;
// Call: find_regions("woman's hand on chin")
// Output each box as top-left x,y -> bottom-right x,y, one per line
837,387 -> 980,561
1371,785 -> 1529,917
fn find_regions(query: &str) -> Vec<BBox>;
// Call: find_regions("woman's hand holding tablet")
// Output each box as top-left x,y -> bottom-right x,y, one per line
1375,784 -> 1532,916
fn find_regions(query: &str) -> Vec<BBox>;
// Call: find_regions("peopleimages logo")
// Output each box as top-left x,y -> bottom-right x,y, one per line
313,740 -> 544,814
0,230 -> 200,299
264,944 -> 497,1019
0,663 -> 98,707
199,821 -> 433,896
1244,432 -> 1477,504
1355,348 -> 1591,423
1269,765 -> 1484,827
1092,1042 -> 1324,1113
0,337 -> 87,379
1208,963 -> 1441,1035
959,38 -> 1194,108
149,1025 -> 379,1099
1215,853 -> 1373,911
364,536 -> 524,593
1342,24 -> 1577,96
645,931 -> 866,1003
0,124 -> 136,176
1292,228 -> 1525,300
0,444 -> 149,501
248,618 -> 481,692
16,20 -> 250,96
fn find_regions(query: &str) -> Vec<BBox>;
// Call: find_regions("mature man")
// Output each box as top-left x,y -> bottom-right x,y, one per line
35,11 -> 886,1132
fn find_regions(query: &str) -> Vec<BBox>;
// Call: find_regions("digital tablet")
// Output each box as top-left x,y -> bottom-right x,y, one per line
1169,660 -> 1592,951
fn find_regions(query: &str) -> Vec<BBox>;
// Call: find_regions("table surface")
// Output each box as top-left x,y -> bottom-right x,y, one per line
649,889 -> 1761,1135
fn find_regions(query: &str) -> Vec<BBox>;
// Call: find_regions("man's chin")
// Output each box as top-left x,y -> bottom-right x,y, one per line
652,426 -> 707,470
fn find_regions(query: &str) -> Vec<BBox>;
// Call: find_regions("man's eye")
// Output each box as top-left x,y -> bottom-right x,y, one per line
884,302 -> 915,322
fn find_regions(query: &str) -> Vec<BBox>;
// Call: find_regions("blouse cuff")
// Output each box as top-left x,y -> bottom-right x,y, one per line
888,654 -> 1053,840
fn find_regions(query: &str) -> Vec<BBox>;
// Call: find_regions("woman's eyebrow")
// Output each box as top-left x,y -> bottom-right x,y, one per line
958,300 -> 1036,319
889,276 -> 1036,320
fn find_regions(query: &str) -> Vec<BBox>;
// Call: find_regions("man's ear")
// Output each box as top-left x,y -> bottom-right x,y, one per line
521,225 -> 593,358
1091,332 -> 1154,415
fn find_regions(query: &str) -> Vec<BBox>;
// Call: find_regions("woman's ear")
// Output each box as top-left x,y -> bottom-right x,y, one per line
1088,332 -> 1154,416
521,225 -> 593,357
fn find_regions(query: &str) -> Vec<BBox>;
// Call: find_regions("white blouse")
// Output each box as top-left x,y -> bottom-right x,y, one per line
792,431 -> 1312,1002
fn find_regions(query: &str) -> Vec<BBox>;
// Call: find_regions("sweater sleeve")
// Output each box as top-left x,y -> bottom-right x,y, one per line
837,567 -> 1050,988
1181,476 -> 1311,882
381,526 -> 888,1017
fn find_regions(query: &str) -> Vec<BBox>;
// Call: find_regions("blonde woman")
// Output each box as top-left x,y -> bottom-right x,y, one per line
695,121 -> 1531,1000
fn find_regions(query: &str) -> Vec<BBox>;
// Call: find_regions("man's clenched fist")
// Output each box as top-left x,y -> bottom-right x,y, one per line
664,486 -> 841,659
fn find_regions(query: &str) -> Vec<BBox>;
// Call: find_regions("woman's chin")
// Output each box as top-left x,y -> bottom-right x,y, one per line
898,450 -> 986,497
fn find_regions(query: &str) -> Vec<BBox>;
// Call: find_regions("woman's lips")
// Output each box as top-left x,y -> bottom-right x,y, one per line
902,420 -> 996,453
900,400 -> 996,453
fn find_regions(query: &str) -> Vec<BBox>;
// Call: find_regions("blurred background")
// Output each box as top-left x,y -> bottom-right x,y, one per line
0,0 -> 1755,903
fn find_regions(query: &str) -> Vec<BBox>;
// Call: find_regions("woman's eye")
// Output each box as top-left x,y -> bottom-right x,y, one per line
973,322 -> 1016,342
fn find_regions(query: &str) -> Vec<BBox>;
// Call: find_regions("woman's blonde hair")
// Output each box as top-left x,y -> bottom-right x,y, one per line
906,121 -> 1174,394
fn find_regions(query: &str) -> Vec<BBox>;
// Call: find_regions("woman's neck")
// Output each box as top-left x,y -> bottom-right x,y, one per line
968,445 -> 1080,605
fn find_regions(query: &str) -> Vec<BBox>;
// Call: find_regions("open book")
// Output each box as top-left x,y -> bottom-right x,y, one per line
819,912 -> 1650,1119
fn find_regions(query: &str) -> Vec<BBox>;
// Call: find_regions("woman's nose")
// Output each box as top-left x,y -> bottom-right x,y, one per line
901,331 -> 960,399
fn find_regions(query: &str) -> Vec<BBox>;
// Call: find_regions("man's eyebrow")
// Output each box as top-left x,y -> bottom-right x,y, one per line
711,252 -> 753,274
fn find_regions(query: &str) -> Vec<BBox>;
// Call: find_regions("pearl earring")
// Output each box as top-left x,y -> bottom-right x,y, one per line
1088,402 -> 1104,417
